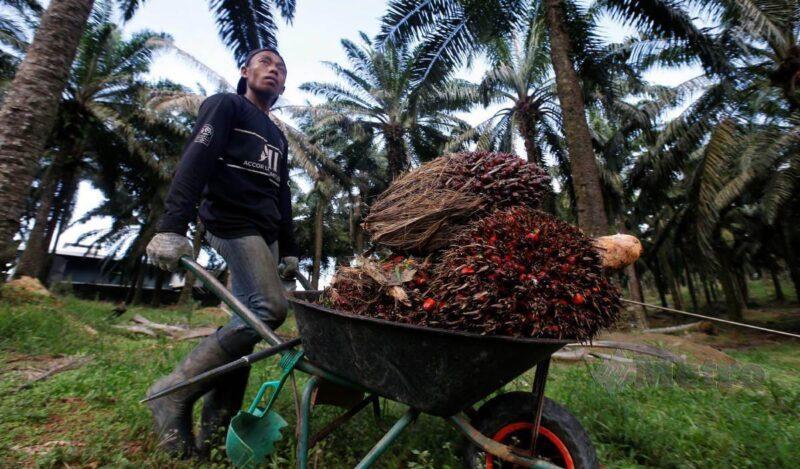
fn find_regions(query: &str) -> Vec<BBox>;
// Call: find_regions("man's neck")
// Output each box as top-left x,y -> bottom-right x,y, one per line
243,89 -> 273,113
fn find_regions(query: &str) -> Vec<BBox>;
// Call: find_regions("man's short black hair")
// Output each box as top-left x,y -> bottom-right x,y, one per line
236,47 -> 285,95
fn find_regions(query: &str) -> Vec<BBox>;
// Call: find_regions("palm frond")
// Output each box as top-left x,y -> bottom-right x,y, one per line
208,0 -> 295,63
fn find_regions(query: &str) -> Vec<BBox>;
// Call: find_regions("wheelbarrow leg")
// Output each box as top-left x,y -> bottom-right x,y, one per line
530,358 -> 551,455
354,408 -> 420,469
297,375 -> 321,469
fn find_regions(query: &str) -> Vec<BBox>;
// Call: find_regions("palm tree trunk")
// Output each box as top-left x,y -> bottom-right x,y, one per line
132,257 -> 146,305
0,0 -> 94,269
657,284 -> 668,307
625,262 -> 647,328
617,225 -> 646,326
384,126 -> 407,181
349,191 -> 364,254
770,267 -> 785,302
16,139 -> 82,280
702,276 -> 712,306
717,250 -> 744,320
125,255 -> 141,304
647,258 -> 669,307
40,180 -> 67,276
737,271 -> 748,304
311,199 -> 324,289
780,222 -> 800,301
719,270 -> 743,320
710,278 -> 719,303
515,104 -> 543,167
684,264 -> 698,312
40,169 -> 78,284
517,105 -> 557,214
659,251 -> 683,310
151,268 -> 166,307
15,163 -> 61,279
544,0 -> 608,237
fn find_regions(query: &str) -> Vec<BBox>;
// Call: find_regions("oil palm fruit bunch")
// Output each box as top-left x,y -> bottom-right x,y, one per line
423,207 -> 620,340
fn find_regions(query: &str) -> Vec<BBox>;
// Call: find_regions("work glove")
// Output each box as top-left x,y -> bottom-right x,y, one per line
278,256 -> 299,279
146,232 -> 193,272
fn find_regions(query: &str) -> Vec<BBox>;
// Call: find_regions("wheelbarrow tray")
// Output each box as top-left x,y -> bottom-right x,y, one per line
289,297 -> 570,417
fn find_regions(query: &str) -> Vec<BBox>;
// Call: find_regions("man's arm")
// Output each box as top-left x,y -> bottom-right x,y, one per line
158,94 -> 236,235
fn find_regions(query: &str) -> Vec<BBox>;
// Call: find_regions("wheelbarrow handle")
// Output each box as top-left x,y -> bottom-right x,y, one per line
180,256 -> 283,347
294,271 -> 312,290
140,338 -> 302,404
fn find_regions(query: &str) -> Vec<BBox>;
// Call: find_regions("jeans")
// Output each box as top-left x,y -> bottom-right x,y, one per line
206,232 -> 288,357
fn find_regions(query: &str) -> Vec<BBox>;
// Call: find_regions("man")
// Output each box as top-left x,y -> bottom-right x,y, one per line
145,47 -> 298,458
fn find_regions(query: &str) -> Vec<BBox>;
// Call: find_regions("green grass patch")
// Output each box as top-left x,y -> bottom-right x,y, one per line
1,297 -> 798,467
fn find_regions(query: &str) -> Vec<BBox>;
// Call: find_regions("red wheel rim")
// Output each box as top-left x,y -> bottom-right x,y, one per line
485,422 -> 574,469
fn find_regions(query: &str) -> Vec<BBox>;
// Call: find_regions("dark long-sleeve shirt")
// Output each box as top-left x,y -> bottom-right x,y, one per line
158,93 -> 297,258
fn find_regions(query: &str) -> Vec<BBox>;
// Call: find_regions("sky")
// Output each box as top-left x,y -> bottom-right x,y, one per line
55,0 -> 702,263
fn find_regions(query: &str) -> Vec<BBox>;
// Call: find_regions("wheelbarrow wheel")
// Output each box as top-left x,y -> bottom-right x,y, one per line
462,392 -> 599,469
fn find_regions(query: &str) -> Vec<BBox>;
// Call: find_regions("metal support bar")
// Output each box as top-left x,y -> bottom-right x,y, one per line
449,414 -> 561,469
530,358 -> 551,455
297,375 -> 321,469
309,395 -> 379,448
354,408 -> 420,469
140,337 -> 302,403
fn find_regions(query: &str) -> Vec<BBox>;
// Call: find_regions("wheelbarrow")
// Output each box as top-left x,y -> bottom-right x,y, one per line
152,258 -> 600,468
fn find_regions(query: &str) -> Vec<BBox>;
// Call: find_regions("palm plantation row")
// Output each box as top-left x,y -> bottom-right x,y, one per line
0,0 -> 797,323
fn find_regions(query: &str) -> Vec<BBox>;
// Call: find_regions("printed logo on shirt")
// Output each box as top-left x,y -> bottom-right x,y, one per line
229,128 -> 282,187
195,124 -> 214,146
259,144 -> 281,172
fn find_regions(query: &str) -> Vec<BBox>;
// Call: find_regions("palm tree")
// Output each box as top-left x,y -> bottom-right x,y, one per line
70,78 -> 200,303
0,0 -> 296,277
0,0 -> 95,270
15,8 -> 167,279
297,33 -> 472,181
290,103 -> 386,278
378,0 -> 610,233
445,16 -> 560,168
621,0 -> 800,316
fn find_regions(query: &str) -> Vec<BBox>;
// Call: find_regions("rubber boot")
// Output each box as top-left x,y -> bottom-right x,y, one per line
195,365 -> 251,459
146,334 -> 234,458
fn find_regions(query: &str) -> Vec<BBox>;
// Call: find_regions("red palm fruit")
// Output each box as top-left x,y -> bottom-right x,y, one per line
414,274 -> 427,287
422,298 -> 437,311
461,265 -> 475,275
572,293 -> 586,305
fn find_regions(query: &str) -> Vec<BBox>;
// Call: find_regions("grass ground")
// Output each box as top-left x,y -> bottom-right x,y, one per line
0,288 -> 798,468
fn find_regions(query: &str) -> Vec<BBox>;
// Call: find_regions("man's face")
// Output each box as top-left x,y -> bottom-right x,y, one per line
241,50 -> 287,98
